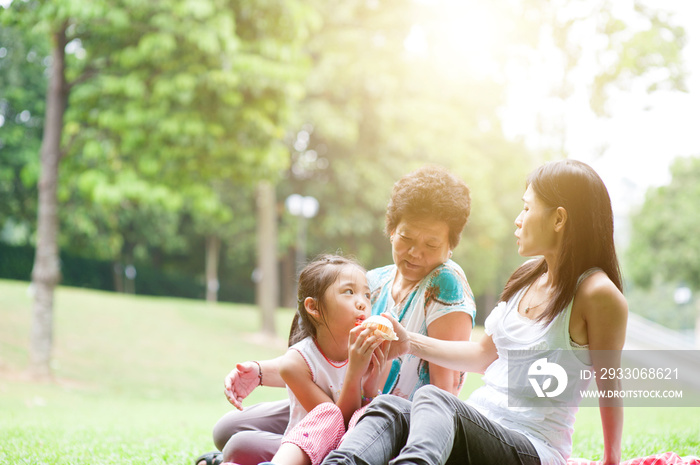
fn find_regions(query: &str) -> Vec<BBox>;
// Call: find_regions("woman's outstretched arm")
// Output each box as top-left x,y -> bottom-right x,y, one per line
384,313 -> 498,375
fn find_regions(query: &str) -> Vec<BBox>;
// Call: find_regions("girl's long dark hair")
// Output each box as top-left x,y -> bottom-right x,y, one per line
500,160 -> 623,325
287,254 -> 365,346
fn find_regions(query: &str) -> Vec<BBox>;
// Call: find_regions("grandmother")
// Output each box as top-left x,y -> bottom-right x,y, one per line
196,165 -> 477,465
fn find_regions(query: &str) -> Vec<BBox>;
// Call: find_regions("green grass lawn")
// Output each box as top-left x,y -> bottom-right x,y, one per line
1,279 -> 698,464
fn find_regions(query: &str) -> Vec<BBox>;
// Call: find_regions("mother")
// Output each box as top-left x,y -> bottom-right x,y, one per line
322,159 -> 628,465
199,165 -> 477,465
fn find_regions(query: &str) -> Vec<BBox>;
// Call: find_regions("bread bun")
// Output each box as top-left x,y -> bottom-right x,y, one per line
361,315 -> 398,341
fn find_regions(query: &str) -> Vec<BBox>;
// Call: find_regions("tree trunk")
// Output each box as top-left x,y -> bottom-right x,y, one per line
29,25 -> 68,380
281,250 -> 297,309
256,181 -> 277,337
205,235 -> 221,302
113,262 -> 124,293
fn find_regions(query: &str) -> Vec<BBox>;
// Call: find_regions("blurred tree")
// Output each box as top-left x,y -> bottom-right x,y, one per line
590,1 -> 687,116
502,0 -> 687,155
626,156 -> 700,291
175,183 -> 258,304
273,0 -> 687,315
0,25 -> 44,244
2,0 -> 315,376
0,0 -> 689,371
273,0 -> 538,311
60,168 -> 186,293
2,1 -> 80,379
278,1 -> 478,252
181,184 -> 233,303
61,0 -> 316,335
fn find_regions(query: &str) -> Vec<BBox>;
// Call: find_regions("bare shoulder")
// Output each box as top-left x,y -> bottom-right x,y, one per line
575,271 -> 627,315
575,271 -> 628,350
279,347 -> 310,380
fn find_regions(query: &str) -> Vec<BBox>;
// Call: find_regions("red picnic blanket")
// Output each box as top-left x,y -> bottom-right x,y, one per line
568,452 -> 700,465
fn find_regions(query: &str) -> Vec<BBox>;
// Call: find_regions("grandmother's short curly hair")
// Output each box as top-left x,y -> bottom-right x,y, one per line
385,165 -> 471,250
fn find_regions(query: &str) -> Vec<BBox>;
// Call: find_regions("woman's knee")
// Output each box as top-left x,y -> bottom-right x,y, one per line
413,383 -> 456,405
358,394 -> 413,430
223,430 -> 258,455
222,430 -> 281,464
365,394 -> 412,418
213,400 -> 290,450
212,411 -> 240,451
411,384 -> 467,421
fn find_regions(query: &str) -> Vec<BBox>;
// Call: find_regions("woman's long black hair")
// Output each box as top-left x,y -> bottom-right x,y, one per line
500,159 -> 623,324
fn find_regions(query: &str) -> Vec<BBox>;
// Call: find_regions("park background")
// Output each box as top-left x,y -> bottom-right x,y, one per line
1,0 -> 699,464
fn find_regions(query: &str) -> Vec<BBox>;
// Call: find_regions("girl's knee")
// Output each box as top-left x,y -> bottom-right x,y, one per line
285,402 -> 344,444
310,402 -> 342,419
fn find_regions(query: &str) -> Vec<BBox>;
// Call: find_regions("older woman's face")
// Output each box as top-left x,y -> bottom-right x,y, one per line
391,217 -> 451,284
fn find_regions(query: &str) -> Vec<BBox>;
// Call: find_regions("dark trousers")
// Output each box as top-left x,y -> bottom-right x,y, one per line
212,399 -> 290,464
323,384 -> 541,465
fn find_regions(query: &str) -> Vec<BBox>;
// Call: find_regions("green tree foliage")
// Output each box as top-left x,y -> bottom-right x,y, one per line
277,1 -> 526,261
590,2 -> 687,116
0,24 -> 44,243
61,168 -> 186,292
0,0 -> 689,322
1,0 -> 316,375
626,156 -> 700,290
64,0 -> 315,186
59,0 -> 317,303
3,0 -> 315,276
271,0 -> 687,310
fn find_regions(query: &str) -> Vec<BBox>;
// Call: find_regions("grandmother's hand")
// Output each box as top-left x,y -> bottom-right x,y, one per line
381,313 -> 410,361
224,362 -> 261,409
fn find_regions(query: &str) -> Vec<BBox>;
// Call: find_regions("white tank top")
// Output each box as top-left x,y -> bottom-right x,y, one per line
284,337 -> 348,435
467,269 -> 601,465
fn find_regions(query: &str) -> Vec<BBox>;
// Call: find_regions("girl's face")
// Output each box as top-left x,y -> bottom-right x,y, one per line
318,265 -> 371,338
390,217 -> 452,284
514,185 -> 560,257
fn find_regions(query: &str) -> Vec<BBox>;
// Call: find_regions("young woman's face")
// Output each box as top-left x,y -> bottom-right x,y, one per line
514,185 -> 560,257
391,217 -> 452,284
319,265 -> 371,338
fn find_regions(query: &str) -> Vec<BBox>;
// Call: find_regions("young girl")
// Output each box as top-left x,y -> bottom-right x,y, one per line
235,254 -> 389,465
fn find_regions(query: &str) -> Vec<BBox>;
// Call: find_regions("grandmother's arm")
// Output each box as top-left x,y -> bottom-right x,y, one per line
427,312 -> 473,394
224,356 -> 286,408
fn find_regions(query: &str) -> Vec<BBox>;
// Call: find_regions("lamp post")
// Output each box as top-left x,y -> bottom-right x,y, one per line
285,194 -> 319,274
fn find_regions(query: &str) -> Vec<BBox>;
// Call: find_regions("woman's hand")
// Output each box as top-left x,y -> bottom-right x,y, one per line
381,313 -> 410,360
224,362 -> 261,409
